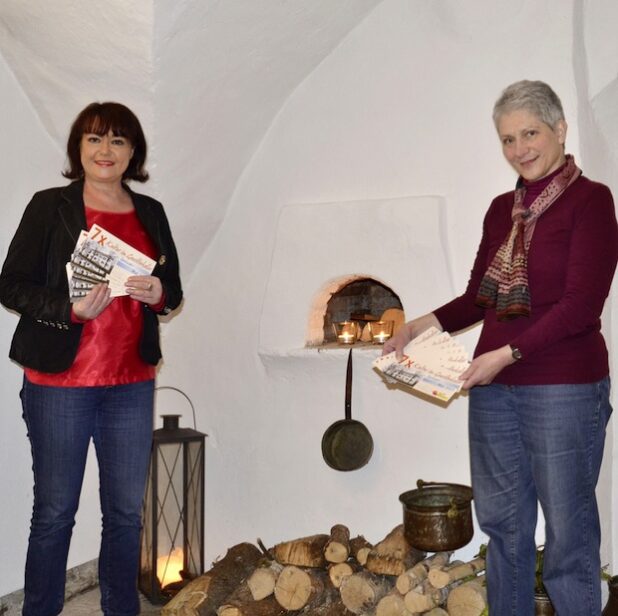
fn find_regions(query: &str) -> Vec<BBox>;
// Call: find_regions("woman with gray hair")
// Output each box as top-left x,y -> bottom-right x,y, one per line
384,80 -> 617,613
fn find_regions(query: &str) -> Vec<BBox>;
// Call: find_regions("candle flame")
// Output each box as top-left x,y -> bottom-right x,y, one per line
157,547 -> 184,587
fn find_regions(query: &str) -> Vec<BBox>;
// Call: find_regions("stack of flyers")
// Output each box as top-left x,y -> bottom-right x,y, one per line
372,327 -> 470,402
67,224 -> 156,302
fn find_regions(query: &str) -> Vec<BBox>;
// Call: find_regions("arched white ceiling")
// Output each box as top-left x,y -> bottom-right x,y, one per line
0,0 -> 381,275
0,1 -> 155,142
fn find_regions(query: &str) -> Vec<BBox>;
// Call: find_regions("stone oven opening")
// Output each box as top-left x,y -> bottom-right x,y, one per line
306,275 -> 404,347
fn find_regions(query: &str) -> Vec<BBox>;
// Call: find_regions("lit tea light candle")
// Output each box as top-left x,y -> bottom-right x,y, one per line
334,321 -> 358,345
370,320 -> 394,344
373,332 -> 390,344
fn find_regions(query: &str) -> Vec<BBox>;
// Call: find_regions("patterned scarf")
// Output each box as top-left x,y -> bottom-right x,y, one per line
475,154 -> 581,320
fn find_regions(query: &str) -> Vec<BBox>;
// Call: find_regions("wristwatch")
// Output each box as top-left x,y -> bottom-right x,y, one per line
509,344 -> 523,361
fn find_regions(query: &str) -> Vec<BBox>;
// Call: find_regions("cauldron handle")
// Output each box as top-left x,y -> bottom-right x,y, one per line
416,479 -> 470,508
417,479 -> 446,490
417,479 -> 462,490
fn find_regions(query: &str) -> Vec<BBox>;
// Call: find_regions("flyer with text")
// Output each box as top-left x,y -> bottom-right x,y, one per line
373,327 -> 470,402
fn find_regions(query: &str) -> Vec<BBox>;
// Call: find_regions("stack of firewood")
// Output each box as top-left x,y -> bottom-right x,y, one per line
161,524 -> 487,616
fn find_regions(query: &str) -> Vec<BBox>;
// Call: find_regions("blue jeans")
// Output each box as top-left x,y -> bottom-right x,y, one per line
20,378 -> 154,616
469,378 -> 612,615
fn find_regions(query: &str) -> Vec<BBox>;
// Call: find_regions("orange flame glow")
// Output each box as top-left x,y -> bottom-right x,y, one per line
157,547 -> 184,587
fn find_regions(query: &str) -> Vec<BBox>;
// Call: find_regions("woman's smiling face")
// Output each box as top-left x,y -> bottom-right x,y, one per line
80,130 -> 134,185
497,108 -> 567,182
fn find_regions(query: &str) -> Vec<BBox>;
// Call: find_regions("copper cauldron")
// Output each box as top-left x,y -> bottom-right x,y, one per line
399,479 -> 473,552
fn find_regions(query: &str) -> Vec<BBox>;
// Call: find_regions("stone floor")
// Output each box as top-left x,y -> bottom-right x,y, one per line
60,588 -> 163,615
1,587 -> 164,616
0,559 -> 168,615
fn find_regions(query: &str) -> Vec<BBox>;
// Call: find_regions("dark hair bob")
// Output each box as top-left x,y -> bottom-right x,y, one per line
63,102 -> 149,182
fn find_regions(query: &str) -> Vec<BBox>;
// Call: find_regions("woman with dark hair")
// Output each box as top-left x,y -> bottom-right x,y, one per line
384,81 -> 618,613
0,102 -> 182,616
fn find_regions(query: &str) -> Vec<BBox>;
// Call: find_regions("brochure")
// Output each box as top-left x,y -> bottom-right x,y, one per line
372,327 -> 470,402
66,224 -> 156,302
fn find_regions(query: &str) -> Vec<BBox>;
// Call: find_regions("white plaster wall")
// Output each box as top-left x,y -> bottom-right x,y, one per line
151,0 -> 380,274
575,0 -> 618,571
260,196 -> 454,351
0,0 -> 155,145
160,0 -> 617,574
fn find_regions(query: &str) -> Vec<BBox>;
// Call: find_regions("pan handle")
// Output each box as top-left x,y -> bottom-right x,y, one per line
345,349 -> 352,420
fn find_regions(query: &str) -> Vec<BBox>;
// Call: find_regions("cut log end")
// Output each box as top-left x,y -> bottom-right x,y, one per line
349,535 -> 373,566
340,572 -> 391,614
274,566 -> 312,610
325,525 -> 351,564
446,578 -> 487,616
328,562 -> 355,588
274,565 -> 325,611
247,561 -> 283,600
376,592 -> 413,616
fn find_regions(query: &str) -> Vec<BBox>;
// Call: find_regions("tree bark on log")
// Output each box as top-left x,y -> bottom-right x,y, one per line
372,525 -> 410,559
365,525 -> 425,576
349,535 -> 373,566
446,575 -> 487,616
214,580 -> 253,612
246,560 -> 283,600
340,571 -> 392,614
217,595 -> 286,616
274,565 -> 326,610
395,551 -> 452,594
297,581 -> 354,616
427,552 -> 453,573
300,602 -> 356,616
161,543 -> 263,616
427,557 -> 485,589
161,575 -> 212,616
272,534 -> 329,568
301,603 -> 356,616
325,524 -> 351,564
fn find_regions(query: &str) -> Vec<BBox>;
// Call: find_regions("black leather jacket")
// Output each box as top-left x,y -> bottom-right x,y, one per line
0,180 -> 182,372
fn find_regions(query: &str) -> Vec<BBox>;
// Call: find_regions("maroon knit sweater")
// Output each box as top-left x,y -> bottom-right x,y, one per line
433,173 -> 618,385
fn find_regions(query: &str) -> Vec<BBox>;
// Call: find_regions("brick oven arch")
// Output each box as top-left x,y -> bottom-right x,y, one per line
306,274 -> 403,346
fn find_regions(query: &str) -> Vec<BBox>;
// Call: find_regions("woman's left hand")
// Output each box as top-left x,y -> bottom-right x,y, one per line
125,275 -> 163,306
460,345 -> 515,390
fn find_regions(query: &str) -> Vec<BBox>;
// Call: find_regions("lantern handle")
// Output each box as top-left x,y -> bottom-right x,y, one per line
155,386 -> 197,430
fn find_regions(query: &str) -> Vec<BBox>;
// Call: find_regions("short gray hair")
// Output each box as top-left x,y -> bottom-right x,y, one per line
493,80 -> 565,128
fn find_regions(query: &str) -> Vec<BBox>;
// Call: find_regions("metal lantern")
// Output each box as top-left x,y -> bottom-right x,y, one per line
139,414 -> 206,604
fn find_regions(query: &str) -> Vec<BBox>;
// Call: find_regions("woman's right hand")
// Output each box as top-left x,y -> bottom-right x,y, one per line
381,312 -> 442,359
72,283 -> 113,321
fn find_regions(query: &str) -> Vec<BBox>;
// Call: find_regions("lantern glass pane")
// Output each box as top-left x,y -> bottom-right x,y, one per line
156,442 -> 185,586
185,440 -> 204,577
